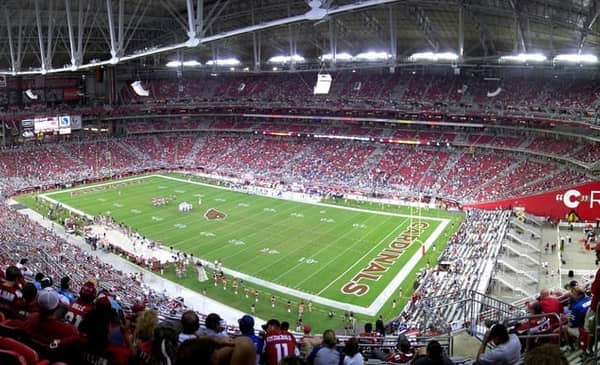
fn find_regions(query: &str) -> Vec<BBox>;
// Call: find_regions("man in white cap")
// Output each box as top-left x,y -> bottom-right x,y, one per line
22,290 -> 79,344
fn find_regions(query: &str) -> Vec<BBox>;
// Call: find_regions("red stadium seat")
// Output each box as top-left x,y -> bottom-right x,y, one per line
0,337 -> 49,365
0,349 -> 28,365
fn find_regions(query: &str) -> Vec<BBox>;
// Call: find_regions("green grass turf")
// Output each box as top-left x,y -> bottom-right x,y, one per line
16,173 -> 464,331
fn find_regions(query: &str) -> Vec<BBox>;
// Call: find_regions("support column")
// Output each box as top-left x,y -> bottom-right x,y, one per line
34,0 -> 47,72
458,2 -> 464,58
329,18 -> 336,68
388,5 -> 397,61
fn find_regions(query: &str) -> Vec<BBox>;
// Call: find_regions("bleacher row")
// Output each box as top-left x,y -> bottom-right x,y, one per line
404,211 -> 511,331
0,133 -> 593,205
124,119 -> 600,164
117,72 -> 600,114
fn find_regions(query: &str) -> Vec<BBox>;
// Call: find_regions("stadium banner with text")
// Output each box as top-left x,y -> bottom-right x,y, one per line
464,181 -> 600,221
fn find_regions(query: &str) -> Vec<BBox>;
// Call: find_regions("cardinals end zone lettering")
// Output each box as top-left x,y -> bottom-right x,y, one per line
341,221 -> 429,296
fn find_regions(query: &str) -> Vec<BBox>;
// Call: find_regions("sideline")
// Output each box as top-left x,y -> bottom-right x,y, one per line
8,200 -> 262,327
38,174 -> 451,316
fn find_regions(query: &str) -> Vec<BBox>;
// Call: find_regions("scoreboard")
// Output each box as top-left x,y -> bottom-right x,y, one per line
20,115 -> 81,138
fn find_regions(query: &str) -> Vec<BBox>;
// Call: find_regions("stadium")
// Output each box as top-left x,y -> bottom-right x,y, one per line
0,0 -> 598,364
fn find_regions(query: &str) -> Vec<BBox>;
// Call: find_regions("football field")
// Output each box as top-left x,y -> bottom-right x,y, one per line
38,173 -> 454,316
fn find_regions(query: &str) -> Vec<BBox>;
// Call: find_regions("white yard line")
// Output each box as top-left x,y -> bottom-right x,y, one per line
314,220 -> 408,295
38,173 -> 451,316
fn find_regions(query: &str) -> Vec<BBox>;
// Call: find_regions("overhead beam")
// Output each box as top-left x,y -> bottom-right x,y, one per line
186,0 -> 197,39
65,0 -> 77,66
196,0 -> 204,37
34,0 -> 47,71
45,0 -> 55,68
508,0 -> 528,52
388,5 -> 397,59
4,9 -> 17,73
578,0 -> 600,52
414,7 -> 445,51
463,6 -> 496,56
106,0 -> 117,58
203,0 -> 231,36
458,1 -> 464,58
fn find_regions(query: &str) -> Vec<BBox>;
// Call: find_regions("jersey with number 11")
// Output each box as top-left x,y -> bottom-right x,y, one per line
264,329 -> 298,365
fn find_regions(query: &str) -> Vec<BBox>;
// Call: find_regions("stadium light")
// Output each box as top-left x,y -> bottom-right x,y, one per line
320,52 -> 354,62
553,54 -> 598,64
354,51 -> 391,61
166,61 -> 182,68
409,52 -> 459,62
499,53 -> 547,63
182,60 -> 202,67
206,58 -> 241,66
268,54 -> 305,64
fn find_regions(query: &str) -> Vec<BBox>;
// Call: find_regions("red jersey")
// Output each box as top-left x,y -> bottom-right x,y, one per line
66,299 -> 95,328
539,296 -> 563,325
0,283 -> 24,318
264,329 -> 298,365
22,313 -> 79,344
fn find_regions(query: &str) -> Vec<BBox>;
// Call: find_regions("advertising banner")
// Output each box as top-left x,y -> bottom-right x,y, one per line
464,181 -> 600,221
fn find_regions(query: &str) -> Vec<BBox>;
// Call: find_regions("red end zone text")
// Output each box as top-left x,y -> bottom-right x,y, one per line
341,221 -> 429,297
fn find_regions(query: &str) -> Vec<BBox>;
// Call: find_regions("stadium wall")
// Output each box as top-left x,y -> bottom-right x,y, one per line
464,181 -> 600,222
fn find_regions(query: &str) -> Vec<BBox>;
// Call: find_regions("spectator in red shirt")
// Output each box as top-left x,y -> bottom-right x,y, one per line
0,266 -> 25,318
22,290 -> 79,345
65,281 -> 96,329
263,319 -> 299,365
538,289 -> 562,326
358,323 -> 378,345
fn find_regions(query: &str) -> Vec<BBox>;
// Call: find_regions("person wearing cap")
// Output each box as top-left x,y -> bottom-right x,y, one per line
475,323 -> 521,365
65,281 -> 96,329
307,329 -> 344,365
0,265 -> 24,318
238,314 -> 263,365
22,289 -> 79,345
199,313 -> 228,337
263,319 -> 299,365
300,324 -> 321,359
562,286 -> 591,350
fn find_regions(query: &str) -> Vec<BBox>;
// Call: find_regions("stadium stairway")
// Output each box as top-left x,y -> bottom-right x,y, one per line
118,139 -> 151,162
431,152 -> 462,191
185,135 -> 206,164
510,218 -> 542,239
506,231 -> 541,253
502,241 -> 541,266
496,260 -> 538,284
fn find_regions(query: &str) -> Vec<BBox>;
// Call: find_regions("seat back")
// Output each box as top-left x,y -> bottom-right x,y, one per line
0,337 -> 40,365
0,323 -> 26,340
0,349 -> 28,365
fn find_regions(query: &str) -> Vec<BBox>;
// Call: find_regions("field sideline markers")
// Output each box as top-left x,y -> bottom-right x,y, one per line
39,173 -> 451,316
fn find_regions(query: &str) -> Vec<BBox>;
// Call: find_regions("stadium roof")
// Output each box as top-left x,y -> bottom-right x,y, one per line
3,0 -> 600,74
